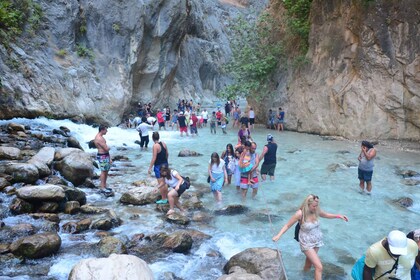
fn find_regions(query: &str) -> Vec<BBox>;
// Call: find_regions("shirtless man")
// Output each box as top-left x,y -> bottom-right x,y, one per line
94,125 -> 113,196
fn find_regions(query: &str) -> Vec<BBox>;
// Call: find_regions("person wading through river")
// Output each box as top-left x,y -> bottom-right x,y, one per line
94,125 -> 114,197
148,131 -> 169,204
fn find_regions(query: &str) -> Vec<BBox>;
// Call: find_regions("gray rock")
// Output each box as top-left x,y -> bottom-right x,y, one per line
91,218 -> 113,231
64,201 -> 81,214
67,136 -> 83,150
29,213 -> 60,223
55,150 -> 94,186
165,212 -> 190,225
5,163 -> 39,184
9,197 -> 34,214
38,202 -> 59,213
222,247 -> 286,280
0,177 -> 11,190
215,204 -> 249,216
29,147 -> 55,166
80,204 -> 109,214
178,149 -> 203,157
16,184 -> 66,202
62,186 -> 87,205
401,178 -> 420,186
162,231 -> 193,253
68,254 -> 154,280
120,187 -> 160,205
10,232 -> 61,259
6,123 -> 25,133
0,146 -> 21,160
393,197 -> 414,208
98,236 -> 127,257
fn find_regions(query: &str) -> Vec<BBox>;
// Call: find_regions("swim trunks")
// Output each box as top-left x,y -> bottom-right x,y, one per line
97,153 -> 111,171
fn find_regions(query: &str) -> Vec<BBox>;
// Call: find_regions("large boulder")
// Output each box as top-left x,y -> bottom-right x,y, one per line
5,163 -> 39,184
120,187 -> 160,205
10,232 -> 61,259
69,254 -> 154,280
29,147 -> 55,166
222,247 -> 287,280
16,184 -> 66,202
0,146 -> 21,160
55,150 -> 94,186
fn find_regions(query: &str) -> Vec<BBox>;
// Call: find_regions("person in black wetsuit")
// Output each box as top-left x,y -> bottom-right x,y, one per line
148,132 -> 169,204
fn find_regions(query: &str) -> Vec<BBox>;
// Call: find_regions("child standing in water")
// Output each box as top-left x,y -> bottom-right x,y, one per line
239,141 -> 254,186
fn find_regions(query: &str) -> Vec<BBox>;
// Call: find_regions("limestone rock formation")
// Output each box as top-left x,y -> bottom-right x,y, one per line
267,0 -> 420,140
0,0 -> 265,125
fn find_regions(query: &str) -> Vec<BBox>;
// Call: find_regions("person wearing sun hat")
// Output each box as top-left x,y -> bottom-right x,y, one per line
363,230 -> 418,280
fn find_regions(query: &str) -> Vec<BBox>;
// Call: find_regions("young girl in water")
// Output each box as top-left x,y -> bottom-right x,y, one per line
238,141 -> 254,185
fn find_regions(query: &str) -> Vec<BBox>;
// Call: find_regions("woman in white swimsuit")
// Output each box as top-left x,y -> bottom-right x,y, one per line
272,194 -> 349,280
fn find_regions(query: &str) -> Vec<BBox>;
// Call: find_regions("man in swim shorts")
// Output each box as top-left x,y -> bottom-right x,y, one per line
259,134 -> 278,181
94,125 -> 114,196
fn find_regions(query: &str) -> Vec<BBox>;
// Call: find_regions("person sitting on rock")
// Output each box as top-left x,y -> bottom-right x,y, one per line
157,165 -> 189,215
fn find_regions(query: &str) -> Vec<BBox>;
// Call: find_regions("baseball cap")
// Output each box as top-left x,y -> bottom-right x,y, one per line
179,112 -> 184,115
267,134 -> 273,142
388,230 -> 408,255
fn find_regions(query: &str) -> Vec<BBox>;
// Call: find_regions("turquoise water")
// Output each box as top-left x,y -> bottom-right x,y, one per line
1,117 -> 419,279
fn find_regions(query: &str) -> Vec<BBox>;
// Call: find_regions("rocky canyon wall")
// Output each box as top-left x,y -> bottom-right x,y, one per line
0,0 -> 264,125
271,0 -> 420,140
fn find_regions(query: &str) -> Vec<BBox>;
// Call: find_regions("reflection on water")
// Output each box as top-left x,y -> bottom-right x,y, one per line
0,117 -> 419,279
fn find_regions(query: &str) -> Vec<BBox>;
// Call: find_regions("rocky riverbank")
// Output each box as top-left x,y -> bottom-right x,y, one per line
0,120 -> 290,279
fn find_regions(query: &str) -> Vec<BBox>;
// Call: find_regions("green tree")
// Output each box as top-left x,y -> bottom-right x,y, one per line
282,0 -> 312,53
0,0 -> 44,44
217,12 -> 284,101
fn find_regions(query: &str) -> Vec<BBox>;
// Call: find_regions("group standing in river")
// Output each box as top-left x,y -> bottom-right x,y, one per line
94,100 -> 420,280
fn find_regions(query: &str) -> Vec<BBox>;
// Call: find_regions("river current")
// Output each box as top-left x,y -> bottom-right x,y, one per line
0,116 -> 419,280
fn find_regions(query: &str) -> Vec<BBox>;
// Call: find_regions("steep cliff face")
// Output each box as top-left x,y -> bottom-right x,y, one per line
273,0 -> 420,140
0,0 -> 264,125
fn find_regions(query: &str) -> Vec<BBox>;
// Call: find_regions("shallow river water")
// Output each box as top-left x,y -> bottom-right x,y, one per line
0,116 -> 419,280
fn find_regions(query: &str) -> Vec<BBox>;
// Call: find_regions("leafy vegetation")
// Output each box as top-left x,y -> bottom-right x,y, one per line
217,0 -> 314,101
112,23 -> 120,33
56,49 -> 67,58
0,0 -> 43,44
217,12 -> 284,101
76,44 -> 94,61
282,0 -> 312,53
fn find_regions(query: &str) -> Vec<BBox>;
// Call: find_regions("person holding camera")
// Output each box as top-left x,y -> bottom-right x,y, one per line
358,140 -> 377,194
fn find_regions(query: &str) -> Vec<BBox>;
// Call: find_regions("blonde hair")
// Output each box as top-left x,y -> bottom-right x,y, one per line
299,194 -> 320,223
